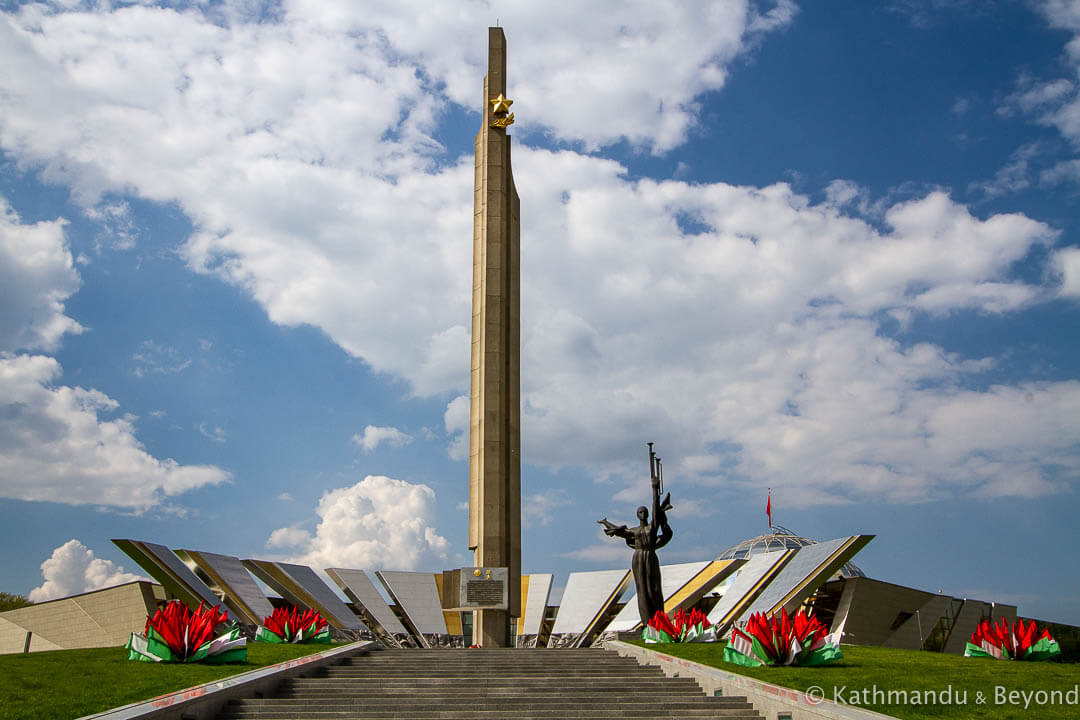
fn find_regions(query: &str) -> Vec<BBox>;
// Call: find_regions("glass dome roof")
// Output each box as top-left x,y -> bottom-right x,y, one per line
716,525 -> 865,579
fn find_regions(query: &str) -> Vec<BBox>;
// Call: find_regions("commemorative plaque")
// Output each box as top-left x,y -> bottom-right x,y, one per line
441,567 -> 509,611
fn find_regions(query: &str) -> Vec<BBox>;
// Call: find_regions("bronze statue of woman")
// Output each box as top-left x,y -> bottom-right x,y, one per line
598,443 -> 673,627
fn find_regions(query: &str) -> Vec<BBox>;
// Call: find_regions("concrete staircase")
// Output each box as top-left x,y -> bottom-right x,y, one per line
216,647 -> 763,719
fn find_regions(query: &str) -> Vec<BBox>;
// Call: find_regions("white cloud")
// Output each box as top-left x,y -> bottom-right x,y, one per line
84,199 -> 138,251
197,422 -> 227,444
0,2 -> 795,394
266,526 -> 312,549
443,395 -> 469,461
287,0 -> 796,153
28,539 -> 143,602
562,529 -> 634,564
999,5 -> 1080,155
968,143 -> 1042,198
0,197 -> 82,353
352,425 -> 412,453
1055,246 -> 1080,297
1009,78 -> 1074,115
0,353 -> 231,511
522,489 -> 570,528
0,2 -> 1076,512
269,475 -> 451,571
132,340 -> 192,378
986,7 -> 1080,193
0,196 -> 231,512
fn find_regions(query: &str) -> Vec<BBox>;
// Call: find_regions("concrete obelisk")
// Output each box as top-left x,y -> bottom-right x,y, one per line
468,26 -> 521,648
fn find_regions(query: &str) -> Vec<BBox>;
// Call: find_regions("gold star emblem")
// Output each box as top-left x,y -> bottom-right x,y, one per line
490,93 -> 513,115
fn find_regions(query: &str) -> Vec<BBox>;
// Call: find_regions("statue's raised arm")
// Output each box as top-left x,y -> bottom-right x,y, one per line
651,446 -> 673,550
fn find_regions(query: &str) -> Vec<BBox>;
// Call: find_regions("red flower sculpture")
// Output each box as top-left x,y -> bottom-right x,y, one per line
256,605 -> 330,643
643,607 -> 713,643
146,601 -> 230,661
965,618 -> 1061,661
126,600 -> 245,663
724,607 -> 841,667
647,609 -> 679,640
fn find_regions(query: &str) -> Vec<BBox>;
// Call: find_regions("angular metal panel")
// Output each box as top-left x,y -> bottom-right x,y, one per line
375,570 -> 448,643
605,561 -> 711,632
550,569 -> 631,637
738,535 -> 874,621
242,559 -> 364,630
663,558 -> 744,614
325,567 -> 407,647
112,539 -> 228,618
520,573 -> 552,636
176,549 -> 274,627
706,548 -> 794,632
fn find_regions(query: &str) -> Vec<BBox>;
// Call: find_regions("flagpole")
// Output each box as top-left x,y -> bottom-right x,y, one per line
767,488 -> 772,532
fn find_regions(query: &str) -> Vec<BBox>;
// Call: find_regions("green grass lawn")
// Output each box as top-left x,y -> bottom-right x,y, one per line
628,640 -> 1080,720
0,642 -> 347,720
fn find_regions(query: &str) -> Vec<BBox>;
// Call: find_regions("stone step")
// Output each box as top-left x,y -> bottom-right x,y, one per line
290,674 -> 688,683
336,663 -> 643,668
277,692 -> 712,700
211,649 -> 762,720
280,686 -> 715,691
328,669 -> 648,673
220,716 -> 762,720
334,662 -> 644,669
321,672 -> 668,677
218,711 -> 761,720
240,699 -> 756,703
227,699 -> 751,708
278,687 -> 709,696
324,665 -> 668,671
278,695 -> 717,699
284,683 -> 704,690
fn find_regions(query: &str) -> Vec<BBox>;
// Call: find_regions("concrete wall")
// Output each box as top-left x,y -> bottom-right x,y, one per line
831,577 -> 1016,655
943,599 -> 1016,655
608,641 -> 899,720
882,595 -> 951,651
832,577 -> 940,647
0,581 -> 161,654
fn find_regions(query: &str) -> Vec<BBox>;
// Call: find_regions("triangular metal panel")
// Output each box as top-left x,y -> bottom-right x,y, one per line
706,548 -> 795,633
176,549 -> 275,626
112,539 -> 229,619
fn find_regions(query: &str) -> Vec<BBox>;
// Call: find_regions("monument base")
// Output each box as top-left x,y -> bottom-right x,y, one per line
473,608 -> 511,647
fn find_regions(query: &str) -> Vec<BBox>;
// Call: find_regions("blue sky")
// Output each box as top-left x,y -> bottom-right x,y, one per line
1,1 -> 1078,624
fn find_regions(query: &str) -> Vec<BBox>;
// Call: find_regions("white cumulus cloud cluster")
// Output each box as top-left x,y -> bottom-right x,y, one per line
0,197 -> 82,352
0,196 -> 229,511
352,425 -> 413,453
0,353 -> 229,509
1057,246 -> 1080,296
28,539 -> 143,602
0,1 -> 794,395
267,475 -> 451,571
0,1 -> 1076,509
